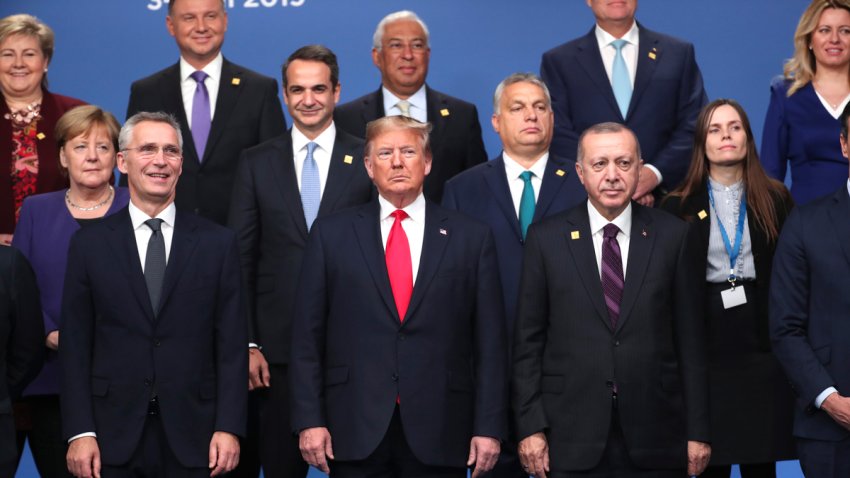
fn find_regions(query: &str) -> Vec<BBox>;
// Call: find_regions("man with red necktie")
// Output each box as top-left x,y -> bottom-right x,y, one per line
290,115 -> 507,478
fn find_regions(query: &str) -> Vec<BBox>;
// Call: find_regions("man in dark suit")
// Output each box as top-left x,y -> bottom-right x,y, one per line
770,106 -> 850,477
124,0 -> 285,225
540,0 -> 706,204
291,116 -> 506,478
0,247 -> 44,478
334,10 -> 487,203
512,122 -> 710,477
228,45 -> 373,478
61,112 -> 247,478
442,73 -> 585,478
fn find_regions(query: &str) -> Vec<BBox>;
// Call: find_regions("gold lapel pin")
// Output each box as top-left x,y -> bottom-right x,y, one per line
697,210 -> 708,220
440,108 -> 450,117
642,229 -> 648,237
648,52 -> 657,60
231,78 -> 241,86
571,231 -> 580,240
555,169 -> 565,177
343,155 -> 354,164
36,132 -> 46,140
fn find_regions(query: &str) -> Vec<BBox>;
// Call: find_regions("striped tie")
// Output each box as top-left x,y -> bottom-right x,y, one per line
601,223 -> 624,329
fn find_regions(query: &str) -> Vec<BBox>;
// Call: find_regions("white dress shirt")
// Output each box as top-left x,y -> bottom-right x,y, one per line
503,152 -> 548,218
179,52 -> 223,127
378,193 -> 426,284
382,85 -> 428,123
292,122 -> 336,199
587,201 -> 632,279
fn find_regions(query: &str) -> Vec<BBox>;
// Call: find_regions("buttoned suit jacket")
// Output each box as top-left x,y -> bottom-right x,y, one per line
60,208 -> 247,468
512,202 -> 709,471
227,128 -> 374,363
442,154 -> 586,353
540,25 -> 706,191
125,58 -> 286,224
290,200 -> 507,467
770,187 -> 850,442
334,85 -> 488,202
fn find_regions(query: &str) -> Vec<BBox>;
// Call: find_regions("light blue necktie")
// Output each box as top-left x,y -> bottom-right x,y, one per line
518,171 -> 536,240
610,39 -> 632,118
301,142 -> 320,231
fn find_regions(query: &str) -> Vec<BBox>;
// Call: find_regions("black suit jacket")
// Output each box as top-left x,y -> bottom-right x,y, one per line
60,208 -> 247,468
512,202 -> 708,471
290,200 -> 507,467
334,85 -> 488,202
0,247 -> 44,470
125,58 -> 286,225
541,25 -> 706,190
227,127 -> 374,363
442,154 -> 586,353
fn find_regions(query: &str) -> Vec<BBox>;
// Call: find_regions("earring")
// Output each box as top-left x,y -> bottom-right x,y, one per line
43,68 -> 48,73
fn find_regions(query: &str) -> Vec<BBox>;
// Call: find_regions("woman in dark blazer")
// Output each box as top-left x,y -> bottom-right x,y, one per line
11,105 -> 128,477
662,99 -> 796,478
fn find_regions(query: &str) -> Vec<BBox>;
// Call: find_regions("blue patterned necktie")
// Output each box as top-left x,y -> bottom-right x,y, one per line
518,171 -> 536,240
610,39 -> 632,118
301,142 -> 320,231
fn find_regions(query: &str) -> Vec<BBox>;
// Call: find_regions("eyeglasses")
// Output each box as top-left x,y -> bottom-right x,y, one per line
122,143 -> 182,160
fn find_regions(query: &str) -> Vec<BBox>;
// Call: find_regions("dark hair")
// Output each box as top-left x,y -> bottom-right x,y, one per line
666,98 -> 789,243
841,100 -> 850,138
282,45 -> 339,89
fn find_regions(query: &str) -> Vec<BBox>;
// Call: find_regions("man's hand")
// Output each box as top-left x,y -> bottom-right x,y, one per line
822,393 -> 850,430
248,348 -> 270,390
632,166 -> 659,206
518,432 -> 549,478
46,330 -> 60,351
66,436 -> 100,478
467,436 -> 500,478
0,234 -> 12,246
208,431 -> 240,476
299,427 -> 334,473
687,440 -> 711,476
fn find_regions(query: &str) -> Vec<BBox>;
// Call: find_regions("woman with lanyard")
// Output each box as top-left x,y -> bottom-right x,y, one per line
662,99 -> 796,478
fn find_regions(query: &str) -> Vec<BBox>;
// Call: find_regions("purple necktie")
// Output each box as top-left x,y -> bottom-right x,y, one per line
601,223 -> 624,329
190,70 -> 211,162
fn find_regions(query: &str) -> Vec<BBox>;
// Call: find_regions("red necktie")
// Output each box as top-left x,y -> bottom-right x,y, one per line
386,210 -> 413,322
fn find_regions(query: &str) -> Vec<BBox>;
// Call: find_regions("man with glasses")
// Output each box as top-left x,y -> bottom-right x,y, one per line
61,112 -> 247,478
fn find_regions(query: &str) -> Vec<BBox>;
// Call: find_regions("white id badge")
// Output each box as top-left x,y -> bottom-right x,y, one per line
720,286 -> 747,309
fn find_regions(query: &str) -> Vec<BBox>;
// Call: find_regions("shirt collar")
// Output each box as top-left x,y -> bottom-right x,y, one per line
503,151 -> 549,180
179,52 -> 223,82
128,200 -> 177,230
587,200 -> 632,238
594,21 -> 639,47
378,192 -> 426,224
292,121 -> 337,155
382,84 -> 427,114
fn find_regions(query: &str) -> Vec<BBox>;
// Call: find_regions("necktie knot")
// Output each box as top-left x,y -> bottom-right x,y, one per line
190,70 -> 208,84
603,223 -> 620,239
611,39 -> 627,52
145,218 -> 163,233
519,170 -> 534,184
396,100 -> 412,118
391,209 -> 409,222
306,141 -> 318,156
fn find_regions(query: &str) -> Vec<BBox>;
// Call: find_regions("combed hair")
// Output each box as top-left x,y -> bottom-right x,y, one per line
576,122 -> 641,165
783,0 -> 850,96
168,0 -> 226,14
364,116 -> 432,159
282,44 -> 339,89
55,105 -> 121,151
119,111 -> 183,152
372,10 -> 430,50
0,14 -> 54,89
492,72 -> 552,114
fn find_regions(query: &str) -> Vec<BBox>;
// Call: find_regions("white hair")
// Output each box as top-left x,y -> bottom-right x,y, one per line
372,10 -> 430,51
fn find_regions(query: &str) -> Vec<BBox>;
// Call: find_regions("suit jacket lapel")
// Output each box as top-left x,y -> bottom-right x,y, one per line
161,65 -> 199,165
534,155 -> 573,222
317,132 -> 361,217
108,210 -> 155,319
565,204 -> 610,328
617,204 -> 655,332
353,201 -> 398,322
631,26 -> 660,119
404,202 -> 450,324
204,58 -> 241,165
484,156 -> 523,241
828,188 -> 850,268
158,212 -> 200,316
575,29 -> 622,120
361,87 -> 385,125
425,86 -> 449,148
268,133 -> 310,238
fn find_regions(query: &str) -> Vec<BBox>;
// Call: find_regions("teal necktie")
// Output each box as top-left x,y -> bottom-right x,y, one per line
611,39 -> 632,118
519,171 -> 535,240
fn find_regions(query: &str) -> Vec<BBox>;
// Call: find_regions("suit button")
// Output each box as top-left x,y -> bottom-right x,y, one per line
154,339 -> 161,347
614,340 -> 620,347
606,380 -> 614,388
144,379 -> 152,386
391,373 -> 399,382
397,333 -> 405,341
